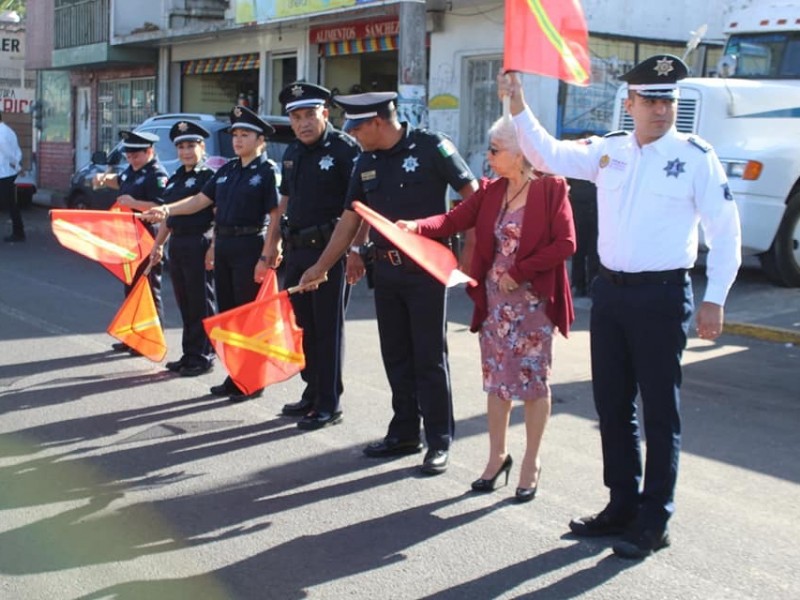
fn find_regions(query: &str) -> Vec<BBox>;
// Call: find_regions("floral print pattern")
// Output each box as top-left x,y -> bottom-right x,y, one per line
479,205 -> 553,401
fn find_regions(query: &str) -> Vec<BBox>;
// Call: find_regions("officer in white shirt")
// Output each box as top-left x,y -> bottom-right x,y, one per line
0,112 -> 24,242
498,55 -> 741,559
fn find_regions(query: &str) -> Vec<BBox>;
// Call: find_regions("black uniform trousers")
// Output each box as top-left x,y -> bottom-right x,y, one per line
589,272 -> 693,532
0,175 -> 23,237
571,200 -> 599,294
168,233 -> 216,368
284,247 -> 346,414
373,261 -> 454,451
213,234 -> 262,313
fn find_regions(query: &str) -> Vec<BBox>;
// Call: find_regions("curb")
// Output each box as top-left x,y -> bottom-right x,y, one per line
725,321 -> 800,345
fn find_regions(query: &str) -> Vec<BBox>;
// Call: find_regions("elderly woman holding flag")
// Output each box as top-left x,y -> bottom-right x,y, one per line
398,116 -> 575,501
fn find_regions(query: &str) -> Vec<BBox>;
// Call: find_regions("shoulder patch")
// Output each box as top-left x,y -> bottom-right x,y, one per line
688,135 -> 711,153
603,130 -> 629,138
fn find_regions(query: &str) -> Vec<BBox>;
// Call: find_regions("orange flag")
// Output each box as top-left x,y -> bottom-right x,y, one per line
50,209 -> 154,284
107,276 -> 167,362
255,268 -> 279,301
203,289 -> 305,395
352,201 -> 477,288
504,0 -> 590,86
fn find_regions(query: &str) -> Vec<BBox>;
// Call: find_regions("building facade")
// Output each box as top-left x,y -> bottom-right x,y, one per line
26,0 -> 733,196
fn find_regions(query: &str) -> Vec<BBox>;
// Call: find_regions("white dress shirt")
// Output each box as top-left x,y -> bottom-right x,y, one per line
513,108 -> 741,305
0,121 -> 22,179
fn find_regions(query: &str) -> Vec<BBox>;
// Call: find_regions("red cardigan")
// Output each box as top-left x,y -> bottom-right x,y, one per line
416,176 -> 576,337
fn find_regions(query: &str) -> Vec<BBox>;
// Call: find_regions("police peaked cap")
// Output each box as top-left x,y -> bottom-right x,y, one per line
620,54 -> 688,99
170,120 -> 210,144
279,82 -> 331,112
229,104 -> 276,136
119,130 -> 159,149
332,91 -> 398,131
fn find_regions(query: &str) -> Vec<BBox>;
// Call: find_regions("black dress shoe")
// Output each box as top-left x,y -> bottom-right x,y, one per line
421,449 -> 449,475
179,363 -> 213,377
613,528 -> 671,559
228,388 -> 263,402
282,398 -> 313,416
210,378 -> 237,397
111,342 -> 130,352
363,437 -> 424,458
297,411 -> 343,431
569,506 -> 637,537
165,358 -> 186,372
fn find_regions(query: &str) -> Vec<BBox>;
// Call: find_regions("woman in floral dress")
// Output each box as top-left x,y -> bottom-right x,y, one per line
399,117 -> 575,500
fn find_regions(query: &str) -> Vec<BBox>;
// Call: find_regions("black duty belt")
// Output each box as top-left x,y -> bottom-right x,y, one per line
598,264 -> 688,286
215,225 -> 264,237
283,220 -> 336,250
171,226 -> 211,236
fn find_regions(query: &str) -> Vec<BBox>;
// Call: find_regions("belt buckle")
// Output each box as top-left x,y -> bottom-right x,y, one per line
387,249 -> 402,266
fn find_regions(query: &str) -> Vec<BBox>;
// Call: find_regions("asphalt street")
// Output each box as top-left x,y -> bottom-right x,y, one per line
0,206 -> 798,599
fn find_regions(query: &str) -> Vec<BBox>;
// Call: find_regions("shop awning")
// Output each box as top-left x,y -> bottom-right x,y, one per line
319,36 -> 398,57
182,53 -> 260,75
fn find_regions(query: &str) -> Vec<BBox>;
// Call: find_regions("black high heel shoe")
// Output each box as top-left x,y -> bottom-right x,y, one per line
471,455 -> 513,492
515,467 -> 542,503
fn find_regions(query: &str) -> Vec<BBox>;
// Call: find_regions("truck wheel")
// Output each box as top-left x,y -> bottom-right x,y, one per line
760,190 -> 800,287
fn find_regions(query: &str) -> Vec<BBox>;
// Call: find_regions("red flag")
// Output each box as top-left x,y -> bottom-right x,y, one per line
203,291 -> 305,395
352,201 -> 477,288
504,0 -> 590,86
255,268 -> 279,301
107,277 -> 167,362
50,209 -> 154,284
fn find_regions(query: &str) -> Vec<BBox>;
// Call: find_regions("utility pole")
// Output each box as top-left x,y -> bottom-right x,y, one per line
397,1 -> 427,128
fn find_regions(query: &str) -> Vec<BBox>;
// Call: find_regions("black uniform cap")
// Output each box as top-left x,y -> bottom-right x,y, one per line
620,54 -> 688,99
279,82 -> 331,112
119,130 -> 159,150
169,120 -> 210,144
332,91 -> 398,132
229,104 -> 276,136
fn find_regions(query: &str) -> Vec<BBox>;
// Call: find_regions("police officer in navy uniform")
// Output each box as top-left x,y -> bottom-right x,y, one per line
263,82 -> 360,430
299,92 -> 478,474
143,106 -> 280,400
94,130 -> 169,353
499,56 -> 741,558
148,120 -> 217,377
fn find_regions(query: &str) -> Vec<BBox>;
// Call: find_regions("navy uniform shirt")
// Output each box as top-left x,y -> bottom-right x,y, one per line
118,158 -> 169,207
279,123 -> 359,230
164,163 -> 215,231
346,124 -> 474,248
201,153 -> 279,227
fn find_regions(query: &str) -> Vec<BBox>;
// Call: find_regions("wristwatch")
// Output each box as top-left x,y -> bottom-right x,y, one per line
258,255 -> 268,262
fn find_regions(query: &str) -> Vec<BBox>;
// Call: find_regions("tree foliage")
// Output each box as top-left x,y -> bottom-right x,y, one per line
0,0 -> 25,19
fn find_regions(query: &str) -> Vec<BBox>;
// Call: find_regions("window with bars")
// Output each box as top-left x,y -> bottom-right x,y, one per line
462,55 -> 503,179
97,77 -> 156,153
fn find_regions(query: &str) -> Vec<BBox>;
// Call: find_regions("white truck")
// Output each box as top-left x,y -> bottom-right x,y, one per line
612,2 -> 800,286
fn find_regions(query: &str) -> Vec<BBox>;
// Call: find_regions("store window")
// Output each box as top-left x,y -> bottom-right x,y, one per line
270,55 -> 297,115
97,77 -> 156,153
40,70 -> 71,143
182,54 -> 260,115
461,55 -> 503,179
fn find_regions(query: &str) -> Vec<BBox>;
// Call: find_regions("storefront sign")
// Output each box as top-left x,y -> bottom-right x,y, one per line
235,0 -> 381,23
0,87 -> 34,113
309,17 -> 399,44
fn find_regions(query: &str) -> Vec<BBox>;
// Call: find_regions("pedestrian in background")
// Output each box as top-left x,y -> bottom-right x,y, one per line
0,112 -> 25,242
299,91 -> 478,475
398,116 -> 575,500
143,105 -> 280,401
148,120 -> 217,377
498,56 -> 741,559
263,82 -> 360,431
93,130 -> 168,353
564,132 -> 599,296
